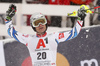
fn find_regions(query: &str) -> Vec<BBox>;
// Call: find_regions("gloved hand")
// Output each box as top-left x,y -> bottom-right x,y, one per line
78,6 -> 86,21
6,4 -> 16,21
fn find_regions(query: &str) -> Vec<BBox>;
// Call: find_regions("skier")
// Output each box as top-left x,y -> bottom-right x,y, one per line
5,4 -> 87,66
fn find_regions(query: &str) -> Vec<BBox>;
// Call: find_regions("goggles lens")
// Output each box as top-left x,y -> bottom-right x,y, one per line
32,19 -> 47,27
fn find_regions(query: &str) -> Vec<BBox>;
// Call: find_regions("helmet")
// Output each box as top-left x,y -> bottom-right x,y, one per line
30,12 -> 48,32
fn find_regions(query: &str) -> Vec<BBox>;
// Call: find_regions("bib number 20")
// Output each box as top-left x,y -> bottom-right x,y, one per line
37,52 -> 46,60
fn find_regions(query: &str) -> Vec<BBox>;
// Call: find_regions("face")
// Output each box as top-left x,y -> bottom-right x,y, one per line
35,24 -> 46,34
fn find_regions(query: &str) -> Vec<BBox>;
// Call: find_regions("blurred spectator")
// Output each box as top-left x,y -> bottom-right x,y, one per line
70,0 -> 94,27
0,0 -> 22,3
92,0 -> 100,25
23,15 -> 31,26
26,0 -> 48,4
48,0 -> 70,27
49,0 -> 70,5
0,14 -> 5,39
0,14 -> 4,24
97,0 -> 100,20
70,0 -> 94,6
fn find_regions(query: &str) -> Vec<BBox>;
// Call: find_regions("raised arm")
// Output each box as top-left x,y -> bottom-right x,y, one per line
55,5 -> 87,43
5,4 -> 30,45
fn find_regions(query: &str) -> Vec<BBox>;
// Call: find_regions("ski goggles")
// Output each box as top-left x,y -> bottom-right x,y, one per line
32,18 -> 47,27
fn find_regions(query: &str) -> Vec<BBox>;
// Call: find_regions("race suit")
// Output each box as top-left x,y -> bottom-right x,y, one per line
5,19 -> 83,66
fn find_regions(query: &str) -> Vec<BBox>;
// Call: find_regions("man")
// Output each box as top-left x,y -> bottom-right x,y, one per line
5,4 -> 86,66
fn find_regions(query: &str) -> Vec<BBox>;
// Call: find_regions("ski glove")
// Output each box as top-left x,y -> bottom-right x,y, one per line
78,6 -> 86,21
6,4 -> 16,21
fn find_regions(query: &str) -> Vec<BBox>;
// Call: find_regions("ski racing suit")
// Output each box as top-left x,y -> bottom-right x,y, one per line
5,19 -> 83,66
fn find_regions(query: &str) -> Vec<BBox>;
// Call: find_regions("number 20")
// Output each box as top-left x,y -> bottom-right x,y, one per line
37,52 -> 46,60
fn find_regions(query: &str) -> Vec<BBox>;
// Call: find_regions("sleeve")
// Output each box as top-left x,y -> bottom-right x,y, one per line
5,19 -> 30,45
55,19 -> 83,44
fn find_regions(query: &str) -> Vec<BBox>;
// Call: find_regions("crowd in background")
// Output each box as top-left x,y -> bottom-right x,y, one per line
0,0 -> 100,28
93,0 -> 100,25
25,0 -> 95,27
0,0 -> 22,3
27,0 -> 99,27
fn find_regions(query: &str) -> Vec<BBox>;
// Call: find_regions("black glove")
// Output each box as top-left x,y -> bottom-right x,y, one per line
78,6 -> 86,20
6,4 -> 16,21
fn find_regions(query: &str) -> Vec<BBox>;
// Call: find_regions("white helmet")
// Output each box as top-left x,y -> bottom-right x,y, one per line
30,12 -> 48,31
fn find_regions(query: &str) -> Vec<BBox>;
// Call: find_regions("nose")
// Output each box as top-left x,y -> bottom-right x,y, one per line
39,24 -> 43,27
